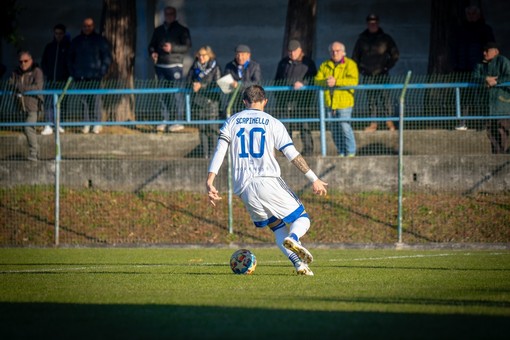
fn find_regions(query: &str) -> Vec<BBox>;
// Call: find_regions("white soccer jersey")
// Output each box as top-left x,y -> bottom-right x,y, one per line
211,109 -> 296,195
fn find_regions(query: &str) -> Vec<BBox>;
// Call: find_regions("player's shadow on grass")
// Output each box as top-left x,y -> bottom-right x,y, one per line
1,302 -> 508,339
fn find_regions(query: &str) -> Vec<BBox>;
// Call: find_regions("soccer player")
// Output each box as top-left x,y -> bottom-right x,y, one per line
206,85 -> 328,275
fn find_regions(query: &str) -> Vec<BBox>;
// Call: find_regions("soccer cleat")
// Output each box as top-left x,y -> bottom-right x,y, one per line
283,237 -> 313,264
82,125 -> 90,134
295,262 -> 314,276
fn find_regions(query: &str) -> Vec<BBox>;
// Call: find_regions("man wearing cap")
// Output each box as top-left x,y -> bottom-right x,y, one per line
224,44 -> 262,111
274,39 -> 317,155
352,14 -> 399,132
473,42 -> 510,154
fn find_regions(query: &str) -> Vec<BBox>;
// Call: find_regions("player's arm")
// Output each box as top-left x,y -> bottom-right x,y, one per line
206,172 -> 221,206
206,137 -> 229,206
281,143 -> 328,196
290,154 -> 328,196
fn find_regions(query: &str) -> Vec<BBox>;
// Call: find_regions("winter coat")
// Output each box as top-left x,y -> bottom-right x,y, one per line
274,55 -> 317,85
41,36 -> 71,82
473,54 -> 510,116
224,59 -> 262,87
315,58 -> 359,110
352,28 -> 399,76
10,64 -> 44,112
187,58 -> 222,116
148,21 -> 192,65
68,31 -> 112,80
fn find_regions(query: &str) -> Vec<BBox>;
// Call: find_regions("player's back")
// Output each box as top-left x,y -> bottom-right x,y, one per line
221,109 -> 293,194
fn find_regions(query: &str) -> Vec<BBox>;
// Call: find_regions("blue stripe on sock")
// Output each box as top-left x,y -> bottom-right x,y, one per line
289,253 -> 300,265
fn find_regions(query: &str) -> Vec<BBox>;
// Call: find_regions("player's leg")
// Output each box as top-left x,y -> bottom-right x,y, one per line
283,213 -> 313,264
270,220 -> 313,276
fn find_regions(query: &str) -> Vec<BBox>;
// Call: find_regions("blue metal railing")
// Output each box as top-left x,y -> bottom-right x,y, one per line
1,81 -> 509,157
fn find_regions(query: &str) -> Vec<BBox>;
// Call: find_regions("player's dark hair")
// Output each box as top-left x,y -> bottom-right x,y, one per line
242,85 -> 266,104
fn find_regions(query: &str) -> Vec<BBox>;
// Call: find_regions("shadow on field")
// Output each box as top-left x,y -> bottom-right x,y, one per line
1,302 -> 507,339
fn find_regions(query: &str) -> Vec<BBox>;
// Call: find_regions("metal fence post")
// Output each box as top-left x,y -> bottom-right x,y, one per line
397,71 -> 412,247
225,85 -> 241,234
54,77 -> 73,246
318,89 -> 327,156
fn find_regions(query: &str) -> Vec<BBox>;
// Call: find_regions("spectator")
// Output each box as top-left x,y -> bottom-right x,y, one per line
148,6 -> 192,133
454,5 -> 496,131
187,45 -> 222,158
274,39 -> 317,156
40,23 -> 70,136
9,50 -> 43,161
473,42 -> 510,154
68,17 -> 112,134
223,44 -> 262,112
206,85 -> 328,275
352,14 -> 399,132
315,41 -> 359,157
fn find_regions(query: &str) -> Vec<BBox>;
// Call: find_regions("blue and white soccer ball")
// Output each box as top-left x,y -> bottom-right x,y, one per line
230,249 -> 257,274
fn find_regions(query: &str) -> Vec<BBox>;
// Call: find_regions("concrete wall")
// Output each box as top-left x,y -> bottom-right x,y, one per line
1,131 -> 509,193
2,155 -> 509,194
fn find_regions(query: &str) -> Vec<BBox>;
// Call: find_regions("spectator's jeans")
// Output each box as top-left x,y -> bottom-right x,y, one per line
329,107 -> 356,156
73,79 -> 102,124
155,65 -> 185,122
24,111 -> 39,158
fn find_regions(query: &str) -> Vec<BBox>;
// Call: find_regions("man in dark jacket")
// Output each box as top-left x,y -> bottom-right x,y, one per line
148,6 -> 192,132
68,17 -> 112,134
223,44 -> 262,112
454,5 -> 496,131
473,42 -> 510,154
40,23 -> 71,135
274,40 -> 317,155
352,14 -> 399,132
10,50 -> 44,161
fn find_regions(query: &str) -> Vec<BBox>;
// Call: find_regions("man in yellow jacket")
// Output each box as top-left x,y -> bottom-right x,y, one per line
315,42 -> 359,156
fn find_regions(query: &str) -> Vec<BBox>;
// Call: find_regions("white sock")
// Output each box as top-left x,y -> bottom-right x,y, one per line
289,215 -> 310,242
272,222 -> 300,266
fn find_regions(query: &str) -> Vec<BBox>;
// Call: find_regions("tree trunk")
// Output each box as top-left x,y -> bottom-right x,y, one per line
282,0 -> 317,59
428,0 -> 482,74
101,0 -> 137,122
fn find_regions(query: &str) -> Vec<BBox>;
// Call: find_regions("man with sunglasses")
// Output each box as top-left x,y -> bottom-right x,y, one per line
9,50 -> 43,161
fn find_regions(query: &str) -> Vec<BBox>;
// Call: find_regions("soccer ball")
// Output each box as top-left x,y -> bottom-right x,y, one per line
230,249 -> 257,274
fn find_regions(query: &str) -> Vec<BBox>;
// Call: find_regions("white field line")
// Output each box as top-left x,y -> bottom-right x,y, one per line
1,252 -> 508,273
327,252 -> 509,262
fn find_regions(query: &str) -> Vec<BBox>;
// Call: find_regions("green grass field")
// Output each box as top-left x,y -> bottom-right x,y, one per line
1,248 -> 509,339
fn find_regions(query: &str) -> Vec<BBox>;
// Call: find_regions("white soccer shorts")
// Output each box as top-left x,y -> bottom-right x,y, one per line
239,177 -> 305,228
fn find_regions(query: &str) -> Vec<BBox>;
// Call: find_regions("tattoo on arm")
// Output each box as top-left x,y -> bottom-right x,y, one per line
291,154 -> 311,174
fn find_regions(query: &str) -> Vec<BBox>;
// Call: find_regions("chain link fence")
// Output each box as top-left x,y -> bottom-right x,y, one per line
0,74 -> 509,246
